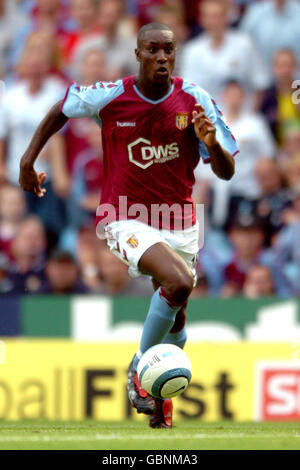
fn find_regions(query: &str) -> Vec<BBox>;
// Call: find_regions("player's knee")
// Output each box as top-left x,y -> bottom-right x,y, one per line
166,272 -> 193,305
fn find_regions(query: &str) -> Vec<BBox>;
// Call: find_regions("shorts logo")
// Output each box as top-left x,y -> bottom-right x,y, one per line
176,113 -> 189,130
126,234 -> 139,248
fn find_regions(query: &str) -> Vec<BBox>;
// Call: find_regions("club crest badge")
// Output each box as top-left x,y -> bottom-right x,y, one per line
126,234 -> 139,248
176,113 -> 189,130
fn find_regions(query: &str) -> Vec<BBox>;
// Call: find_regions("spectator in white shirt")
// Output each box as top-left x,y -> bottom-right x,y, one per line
180,0 -> 270,107
194,80 -> 276,227
240,0 -> 300,71
0,32 -> 68,236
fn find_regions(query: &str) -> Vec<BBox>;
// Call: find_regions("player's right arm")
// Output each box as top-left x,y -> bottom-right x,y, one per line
19,100 -> 68,197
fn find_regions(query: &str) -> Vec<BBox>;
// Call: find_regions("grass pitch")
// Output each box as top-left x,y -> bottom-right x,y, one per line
0,421 -> 299,450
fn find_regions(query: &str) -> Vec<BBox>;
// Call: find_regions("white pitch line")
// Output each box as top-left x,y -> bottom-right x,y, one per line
194,433 -> 298,439
0,434 -> 192,443
0,433 -> 298,442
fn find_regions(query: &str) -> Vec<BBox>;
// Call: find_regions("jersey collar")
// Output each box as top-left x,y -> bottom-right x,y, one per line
133,82 -> 174,104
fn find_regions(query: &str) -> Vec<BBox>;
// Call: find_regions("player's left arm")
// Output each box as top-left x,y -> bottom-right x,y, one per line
192,104 -> 235,181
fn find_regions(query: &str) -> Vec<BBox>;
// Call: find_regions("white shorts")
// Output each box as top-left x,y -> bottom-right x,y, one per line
104,219 -> 199,284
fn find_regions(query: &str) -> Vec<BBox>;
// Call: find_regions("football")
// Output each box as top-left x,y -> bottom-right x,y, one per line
137,344 -> 192,399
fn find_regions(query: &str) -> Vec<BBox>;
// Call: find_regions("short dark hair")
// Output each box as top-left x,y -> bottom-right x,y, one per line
49,249 -> 75,264
137,22 -> 175,48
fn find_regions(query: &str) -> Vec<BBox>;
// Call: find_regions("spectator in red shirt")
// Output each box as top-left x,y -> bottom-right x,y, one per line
74,0 -> 137,76
222,216 -> 267,295
243,265 -> 275,298
62,0 -> 102,63
9,0 -> 72,71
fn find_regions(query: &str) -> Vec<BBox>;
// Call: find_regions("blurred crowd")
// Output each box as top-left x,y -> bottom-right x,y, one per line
0,0 -> 300,298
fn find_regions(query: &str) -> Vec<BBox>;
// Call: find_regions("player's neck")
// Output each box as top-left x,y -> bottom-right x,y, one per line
135,76 -> 172,101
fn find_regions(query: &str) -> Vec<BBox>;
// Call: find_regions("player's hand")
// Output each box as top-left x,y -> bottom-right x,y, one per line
19,164 -> 47,198
192,104 -> 217,147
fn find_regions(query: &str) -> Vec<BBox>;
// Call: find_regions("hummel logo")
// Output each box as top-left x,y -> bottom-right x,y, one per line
117,121 -> 136,127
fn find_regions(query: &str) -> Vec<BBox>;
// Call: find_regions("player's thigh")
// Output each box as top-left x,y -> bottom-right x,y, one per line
104,220 -> 166,277
138,242 -> 194,290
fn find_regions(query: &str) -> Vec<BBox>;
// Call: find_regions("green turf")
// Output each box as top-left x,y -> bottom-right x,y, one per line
0,421 -> 299,450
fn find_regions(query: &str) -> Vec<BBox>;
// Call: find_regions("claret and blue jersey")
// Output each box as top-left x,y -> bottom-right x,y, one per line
61,75 -> 239,227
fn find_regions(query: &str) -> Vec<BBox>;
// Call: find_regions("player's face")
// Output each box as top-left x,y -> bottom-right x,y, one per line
136,30 -> 176,84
